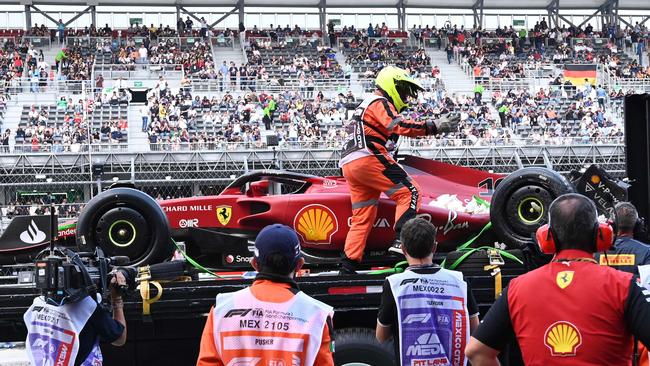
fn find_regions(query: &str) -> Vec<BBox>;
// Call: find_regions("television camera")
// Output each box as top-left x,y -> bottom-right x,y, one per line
34,246 -> 136,306
33,207 -> 137,306
32,207 -> 186,307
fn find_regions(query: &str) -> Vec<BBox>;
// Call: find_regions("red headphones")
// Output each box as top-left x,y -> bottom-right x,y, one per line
535,222 -> 614,254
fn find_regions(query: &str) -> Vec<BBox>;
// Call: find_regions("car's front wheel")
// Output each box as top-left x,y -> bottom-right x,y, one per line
76,188 -> 173,266
490,167 -> 574,249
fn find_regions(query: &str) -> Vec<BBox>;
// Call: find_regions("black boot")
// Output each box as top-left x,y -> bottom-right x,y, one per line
388,238 -> 404,255
339,256 -> 359,275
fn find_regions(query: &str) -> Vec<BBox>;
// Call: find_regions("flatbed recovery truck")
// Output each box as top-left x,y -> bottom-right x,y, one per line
0,261 -> 525,366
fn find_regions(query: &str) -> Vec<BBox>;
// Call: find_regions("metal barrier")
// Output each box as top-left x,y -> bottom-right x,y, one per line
455,49 -> 558,91
131,36 -> 147,47
21,36 -> 51,48
89,36 -> 113,49
1,80 -> 93,95
93,64 -> 184,80
210,35 -> 234,49
2,203 -> 84,221
600,64 -> 650,93
13,136 -> 627,155
338,35 -> 411,49
66,36 -> 114,50
247,36 -> 272,45
66,36 -> 90,48
0,36 -> 16,45
190,77 -> 352,93
178,36 -> 205,49
277,36 -> 323,48
156,36 -> 180,45
571,37 -> 611,48
422,37 -> 442,49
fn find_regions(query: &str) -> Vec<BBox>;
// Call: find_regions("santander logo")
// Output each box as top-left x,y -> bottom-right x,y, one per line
20,220 -> 47,244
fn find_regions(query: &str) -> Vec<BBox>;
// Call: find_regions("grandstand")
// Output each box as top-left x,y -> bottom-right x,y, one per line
0,0 -> 646,209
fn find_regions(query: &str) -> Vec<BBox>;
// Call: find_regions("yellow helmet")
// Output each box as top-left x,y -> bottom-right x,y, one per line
375,66 -> 423,112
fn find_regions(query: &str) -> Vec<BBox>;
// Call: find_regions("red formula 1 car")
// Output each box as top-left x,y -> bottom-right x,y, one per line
0,155 -> 593,268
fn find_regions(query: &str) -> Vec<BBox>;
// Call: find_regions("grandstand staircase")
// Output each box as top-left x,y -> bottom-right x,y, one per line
427,49 -> 476,94
212,40 -> 247,68
42,45 -> 62,72
127,104 -> 149,152
3,102 -> 23,152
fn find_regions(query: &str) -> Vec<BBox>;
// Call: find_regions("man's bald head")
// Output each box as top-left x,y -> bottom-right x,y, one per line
548,193 -> 598,252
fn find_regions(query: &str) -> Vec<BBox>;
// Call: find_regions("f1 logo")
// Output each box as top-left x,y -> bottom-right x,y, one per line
400,278 -> 419,286
224,309 -> 252,318
403,313 -> 431,324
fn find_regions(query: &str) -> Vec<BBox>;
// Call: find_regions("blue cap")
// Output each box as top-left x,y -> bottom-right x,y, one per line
254,224 -> 301,267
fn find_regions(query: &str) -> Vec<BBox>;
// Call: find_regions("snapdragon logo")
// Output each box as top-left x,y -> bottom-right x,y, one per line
406,333 -> 444,357
20,220 -> 47,244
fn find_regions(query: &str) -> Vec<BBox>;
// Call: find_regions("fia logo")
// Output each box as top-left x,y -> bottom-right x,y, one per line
436,314 -> 451,326
20,220 -> 47,244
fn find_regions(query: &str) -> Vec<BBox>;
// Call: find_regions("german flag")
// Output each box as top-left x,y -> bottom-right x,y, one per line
564,64 -> 597,86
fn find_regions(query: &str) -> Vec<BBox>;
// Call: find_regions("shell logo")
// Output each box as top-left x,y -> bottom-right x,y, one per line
590,175 -> 601,184
293,204 -> 338,245
544,321 -> 582,356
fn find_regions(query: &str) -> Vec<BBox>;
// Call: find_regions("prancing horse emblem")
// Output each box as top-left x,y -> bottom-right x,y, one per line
217,205 -> 232,226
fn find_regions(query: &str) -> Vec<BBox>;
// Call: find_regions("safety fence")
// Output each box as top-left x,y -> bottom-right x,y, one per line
246,35 -> 323,48
92,63 -> 185,81
0,143 -> 627,205
336,36 -> 410,49
21,36 -> 51,48
211,35 -> 235,49
9,136 -> 626,155
0,35 -> 16,45
67,36 -> 112,49
599,64 -> 650,93
189,77 -> 353,93
570,37 -> 611,48
0,80 -> 94,96
1,203 -> 84,220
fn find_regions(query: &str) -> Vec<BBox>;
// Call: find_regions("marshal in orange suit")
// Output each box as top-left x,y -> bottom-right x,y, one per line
338,66 -> 459,274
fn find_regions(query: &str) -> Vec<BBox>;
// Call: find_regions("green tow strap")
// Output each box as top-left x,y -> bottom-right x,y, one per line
373,196 -> 496,274
440,221 -> 493,268
171,238 -> 223,278
446,246 -> 524,270
440,196 -> 523,269
368,261 -> 409,275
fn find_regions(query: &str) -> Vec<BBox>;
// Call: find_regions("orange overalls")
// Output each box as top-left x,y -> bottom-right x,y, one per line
339,92 -> 430,261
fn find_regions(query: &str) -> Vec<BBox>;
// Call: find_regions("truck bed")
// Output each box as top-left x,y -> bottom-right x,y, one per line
0,269 -> 518,365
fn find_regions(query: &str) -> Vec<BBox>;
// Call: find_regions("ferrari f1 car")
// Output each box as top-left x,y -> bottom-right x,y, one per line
0,155 -> 629,268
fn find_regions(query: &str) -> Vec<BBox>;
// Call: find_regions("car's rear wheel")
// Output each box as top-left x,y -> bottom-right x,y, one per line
76,188 -> 173,266
334,328 -> 394,366
490,167 -> 574,249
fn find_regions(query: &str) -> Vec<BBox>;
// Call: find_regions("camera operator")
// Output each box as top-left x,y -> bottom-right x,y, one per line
23,270 -> 127,366
595,202 -> 650,274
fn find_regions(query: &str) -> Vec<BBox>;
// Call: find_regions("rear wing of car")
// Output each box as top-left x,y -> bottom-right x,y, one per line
0,215 -> 52,253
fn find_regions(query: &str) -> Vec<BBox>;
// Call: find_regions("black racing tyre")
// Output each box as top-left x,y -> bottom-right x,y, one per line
334,327 -> 394,366
490,167 -> 574,249
76,188 -> 172,266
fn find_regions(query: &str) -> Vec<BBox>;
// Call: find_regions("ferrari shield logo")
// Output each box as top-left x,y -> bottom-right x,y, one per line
556,271 -> 574,289
217,205 -> 232,226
